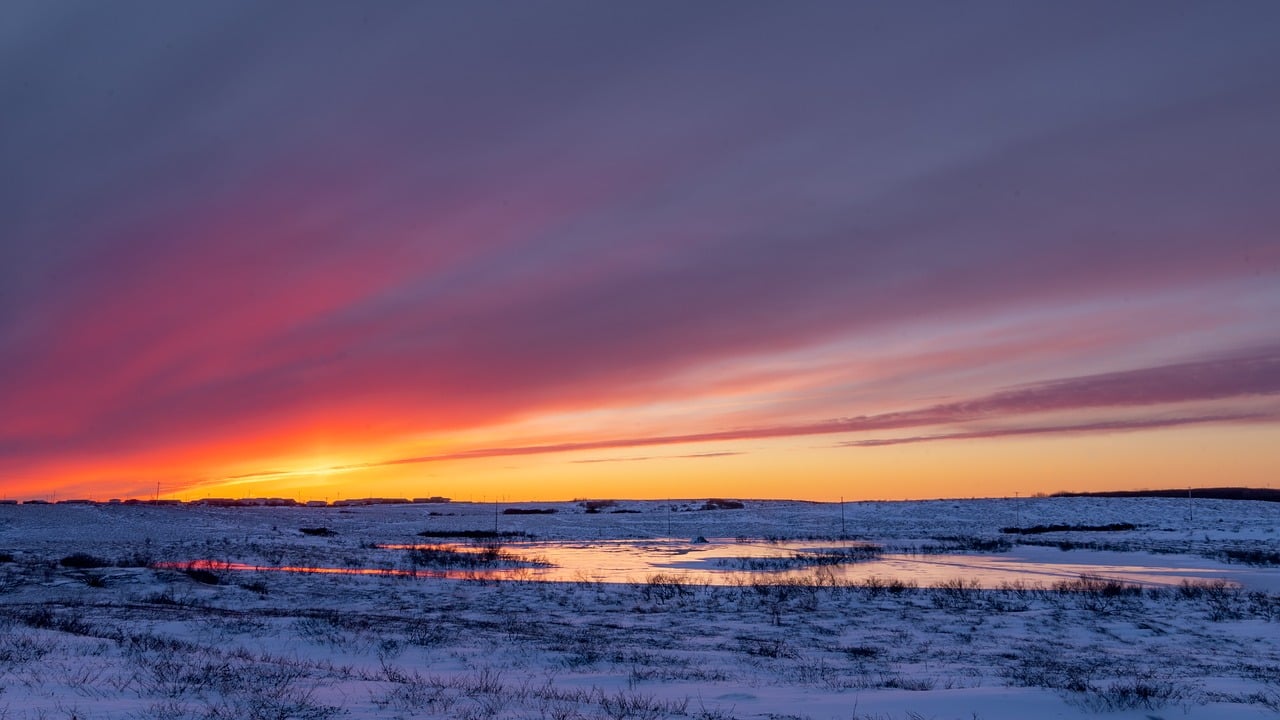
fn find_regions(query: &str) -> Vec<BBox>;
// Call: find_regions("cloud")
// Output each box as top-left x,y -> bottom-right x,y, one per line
216,346 -> 1280,479
838,413 -> 1277,448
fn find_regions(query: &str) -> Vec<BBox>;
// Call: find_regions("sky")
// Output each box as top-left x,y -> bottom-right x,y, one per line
2,1 -> 1278,503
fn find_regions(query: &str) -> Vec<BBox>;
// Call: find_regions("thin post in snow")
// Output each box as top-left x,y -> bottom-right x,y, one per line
840,496 -> 846,537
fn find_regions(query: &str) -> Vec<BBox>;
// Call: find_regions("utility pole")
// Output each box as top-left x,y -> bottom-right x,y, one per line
1014,492 -> 1021,528
840,496 -> 846,537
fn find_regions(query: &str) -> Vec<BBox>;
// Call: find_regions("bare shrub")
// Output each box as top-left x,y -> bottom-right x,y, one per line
1074,677 -> 1186,712
641,574 -> 692,604
0,631 -> 55,666
930,578 -> 980,610
599,689 -> 680,720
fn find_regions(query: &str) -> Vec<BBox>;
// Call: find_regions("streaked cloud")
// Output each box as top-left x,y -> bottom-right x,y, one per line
215,347 -> 1280,480
839,414 -> 1278,448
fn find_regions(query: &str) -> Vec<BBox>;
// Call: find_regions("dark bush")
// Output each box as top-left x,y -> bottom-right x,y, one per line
406,543 -> 517,568
300,527 -> 337,536
241,580 -> 270,595
183,567 -> 220,585
0,552 -> 13,563
1001,523 -> 1136,535
20,607 -> 56,628
502,508 -> 557,515
60,552 -> 110,569
701,499 -> 745,510
642,573 -> 693,604
18,608 -> 92,635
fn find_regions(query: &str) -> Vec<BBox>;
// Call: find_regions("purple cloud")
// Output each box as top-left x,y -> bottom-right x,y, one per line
839,414 -> 1277,448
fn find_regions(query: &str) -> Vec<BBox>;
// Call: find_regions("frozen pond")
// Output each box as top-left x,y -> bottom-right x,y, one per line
176,537 -> 1261,589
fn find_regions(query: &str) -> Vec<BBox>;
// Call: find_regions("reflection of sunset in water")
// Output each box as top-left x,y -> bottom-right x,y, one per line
160,539 -> 1241,589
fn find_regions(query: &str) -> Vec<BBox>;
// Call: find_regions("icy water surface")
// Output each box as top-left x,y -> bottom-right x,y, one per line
176,538 -> 1248,588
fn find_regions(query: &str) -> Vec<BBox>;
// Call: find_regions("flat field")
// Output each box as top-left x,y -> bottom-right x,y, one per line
1,496 -> 1278,719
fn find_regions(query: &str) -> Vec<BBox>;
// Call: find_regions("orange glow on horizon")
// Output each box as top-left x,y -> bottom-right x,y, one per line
6,421 -> 1275,504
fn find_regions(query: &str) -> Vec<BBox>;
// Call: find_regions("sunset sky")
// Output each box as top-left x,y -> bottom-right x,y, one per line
2,1 -> 1278,502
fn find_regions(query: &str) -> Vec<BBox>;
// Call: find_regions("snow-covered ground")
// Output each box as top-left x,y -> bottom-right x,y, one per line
0,497 -> 1277,719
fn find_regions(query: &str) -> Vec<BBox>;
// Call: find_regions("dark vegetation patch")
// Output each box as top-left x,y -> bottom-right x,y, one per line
0,552 -> 13,563
1054,574 -> 1144,598
16,607 -> 93,635
405,543 -> 545,568
240,580 -> 270,595
300,527 -> 337,536
610,509 -> 642,514
417,530 -> 527,539
1004,644 -> 1186,712
1053,486 -> 1280,502
580,500 -> 617,513
1223,548 -> 1280,566
59,552 -> 110,569
1001,522 -> 1136,535
183,566 -> 221,585
701,499 -> 745,511
842,644 -> 882,659
502,508 -> 557,515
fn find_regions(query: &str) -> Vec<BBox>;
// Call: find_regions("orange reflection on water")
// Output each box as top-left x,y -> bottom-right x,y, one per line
160,540 -> 1246,588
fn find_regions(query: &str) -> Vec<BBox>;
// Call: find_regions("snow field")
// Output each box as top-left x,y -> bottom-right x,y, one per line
0,497 -> 1277,719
